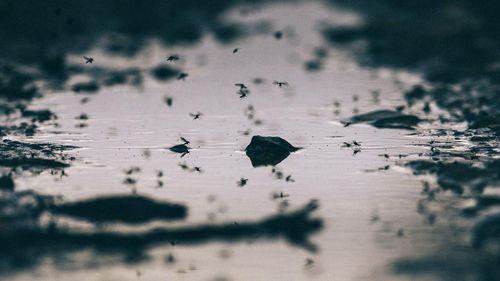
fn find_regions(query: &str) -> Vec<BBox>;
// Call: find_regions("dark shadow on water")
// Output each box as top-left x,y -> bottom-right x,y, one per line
0,191 -> 322,274
52,195 -> 187,224
20,109 -> 56,123
150,65 -> 180,82
405,160 -> 500,195
393,254 -> 500,281
0,66 -> 39,101
71,81 -> 100,93
472,213 -> 500,250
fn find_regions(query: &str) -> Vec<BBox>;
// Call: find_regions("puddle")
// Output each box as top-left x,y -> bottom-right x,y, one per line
1,1 -> 498,281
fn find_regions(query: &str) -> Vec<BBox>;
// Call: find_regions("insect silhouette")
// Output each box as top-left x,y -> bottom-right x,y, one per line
239,129 -> 250,136
234,83 -> 247,89
75,113 -> 88,120
83,56 -> 94,64
273,81 -> 288,87
123,177 -> 136,185
378,165 -> 390,170
189,112 -> 202,120
169,144 -> 190,157
237,178 -> 248,187
177,73 -> 189,80
166,253 -> 175,263
164,96 -> 173,107
272,192 -> 289,199
124,166 -> 141,175
237,89 -> 249,99
233,48 -> 240,54
423,102 -> 431,114
178,162 -> 189,170
166,55 -> 179,62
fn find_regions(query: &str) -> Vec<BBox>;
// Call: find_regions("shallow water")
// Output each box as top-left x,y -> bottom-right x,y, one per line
1,2 -> 498,281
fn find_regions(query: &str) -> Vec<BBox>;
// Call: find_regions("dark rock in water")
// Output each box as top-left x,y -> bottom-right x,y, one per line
21,109 -> 56,123
51,195 -> 187,224
345,110 -> 404,122
342,110 -> 421,130
372,115 -> 421,130
245,136 -> 301,167
169,144 -> 190,157
0,175 -> 14,191
72,81 -> 99,93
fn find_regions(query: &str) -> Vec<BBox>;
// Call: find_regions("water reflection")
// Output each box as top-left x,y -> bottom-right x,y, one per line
0,189 -> 322,273
52,195 -> 187,223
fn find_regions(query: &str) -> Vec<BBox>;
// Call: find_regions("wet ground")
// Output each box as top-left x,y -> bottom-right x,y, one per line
1,1 -> 499,281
